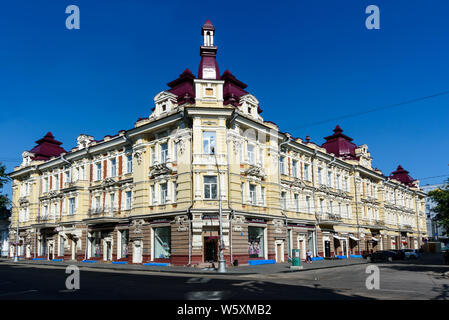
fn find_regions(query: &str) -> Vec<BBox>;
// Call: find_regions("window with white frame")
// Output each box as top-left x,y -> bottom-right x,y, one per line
151,146 -> 156,165
241,183 -> 245,203
204,176 -> 217,200
249,184 -> 256,205
304,163 -> 310,181
54,175 -> 59,190
306,196 -> 311,213
125,191 -> 132,210
259,149 -> 264,167
173,182 -> 177,203
96,163 -> 102,181
203,131 -> 216,155
318,168 -> 323,184
281,192 -> 286,209
327,171 -> 332,188
44,177 -> 49,192
247,144 -> 255,165
127,154 -> 133,173
344,177 -> 349,191
95,196 -> 101,210
319,199 -> 324,214
261,187 -> 266,206
150,185 -> 156,205
160,183 -> 168,204
294,194 -> 299,211
329,200 -> 333,214
161,143 -> 168,163
292,160 -> 298,178
280,156 -> 285,175
69,197 -> 75,215
110,158 -> 116,177
65,170 -> 71,184
336,174 -> 341,189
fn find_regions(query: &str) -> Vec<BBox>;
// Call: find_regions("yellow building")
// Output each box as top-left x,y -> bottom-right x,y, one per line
8,20 -> 427,265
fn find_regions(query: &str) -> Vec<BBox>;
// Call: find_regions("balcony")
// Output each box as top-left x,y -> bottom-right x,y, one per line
318,212 -> 342,225
84,206 -> 124,224
193,153 -> 227,166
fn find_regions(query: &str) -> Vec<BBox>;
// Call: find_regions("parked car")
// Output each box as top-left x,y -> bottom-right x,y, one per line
365,250 -> 398,262
403,249 -> 420,259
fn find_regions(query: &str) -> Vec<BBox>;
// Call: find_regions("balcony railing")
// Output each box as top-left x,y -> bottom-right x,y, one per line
87,206 -> 119,218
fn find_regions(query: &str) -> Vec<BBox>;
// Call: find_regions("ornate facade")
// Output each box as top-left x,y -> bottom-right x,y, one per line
8,21 -> 427,265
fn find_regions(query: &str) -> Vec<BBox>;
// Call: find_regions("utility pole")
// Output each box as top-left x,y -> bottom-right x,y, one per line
212,146 -> 226,273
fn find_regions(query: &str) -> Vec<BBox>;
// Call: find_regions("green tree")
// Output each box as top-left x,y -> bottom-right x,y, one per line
0,162 -> 10,210
427,179 -> 449,236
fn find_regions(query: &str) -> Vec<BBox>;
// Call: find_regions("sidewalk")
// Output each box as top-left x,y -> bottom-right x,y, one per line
0,257 -> 367,275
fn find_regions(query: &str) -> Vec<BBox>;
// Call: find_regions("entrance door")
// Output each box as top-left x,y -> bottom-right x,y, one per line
204,237 -> 218,262
106,241 -> 112,261
342,240 -> 347,257
276,243 -> 283,262
324,241 -> 331,258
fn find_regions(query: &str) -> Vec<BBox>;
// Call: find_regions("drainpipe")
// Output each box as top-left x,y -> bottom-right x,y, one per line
278,135 -> 291,259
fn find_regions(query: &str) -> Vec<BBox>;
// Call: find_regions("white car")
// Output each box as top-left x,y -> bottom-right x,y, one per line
403,249 -> 420,259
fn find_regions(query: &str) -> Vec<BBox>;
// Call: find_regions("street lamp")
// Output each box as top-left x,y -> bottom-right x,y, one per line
211,146 -> 226,273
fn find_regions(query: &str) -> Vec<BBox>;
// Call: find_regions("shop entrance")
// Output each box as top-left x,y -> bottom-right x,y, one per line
204,237 -> 218,262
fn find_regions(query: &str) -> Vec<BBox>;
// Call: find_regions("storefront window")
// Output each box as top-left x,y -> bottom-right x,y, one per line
90,232 -> 101,258
248,226 -> 265,258
121,230 -> 129,258
154,227 -> 171,259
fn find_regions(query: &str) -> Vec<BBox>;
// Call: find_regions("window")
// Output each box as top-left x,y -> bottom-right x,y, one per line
110,158 -> 116,177
69,198 -> 75,215
44,177 -> 49,193
281,192 -> 286,209
161,104 -> 166,112
203,131 -> 216,154
319,199 -> 324,214
65,171 -> 71,184
304,164 -> 310,181
150,185 -> 155,205
80,166 -> 85,180
292,160 -> 298,178
173,182 -> 177,203
294,194 -> 299,211
280,156 -> 285,175
336,174 -> 341,189
127,155 -> 133,173
161,143 -> 168,163
318,168 -> 323,184
344,177 -> 349,191
160,183 -> 168,204
204,176 -> 217,199
90,232 -> 101,258
327,171 -> 332,187
125,191 -> 132,210
248,227 -> 265,258
96,163 -> 102,181
151,146 -> 156,165
259,149 -> 264,167
154,227 -> 171,259
261,187 -> 266,206
249,184 -> 256,205
306,196 -> 311,213
54,175 -> 59,190
241,183 -> 245,203
329,200 -> 333,214
110,193 -> 115,212
247,145 -> 255,164
338,203 -> 342,216
59,236 -> 65,257
53,203 -> 58,217
95,196 -> 101,210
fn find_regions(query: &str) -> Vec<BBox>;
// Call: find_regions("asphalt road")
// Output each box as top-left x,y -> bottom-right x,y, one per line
0,254 -> 448,300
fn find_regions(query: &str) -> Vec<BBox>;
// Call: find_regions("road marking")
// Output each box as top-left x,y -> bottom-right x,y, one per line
0,289 -> 38,297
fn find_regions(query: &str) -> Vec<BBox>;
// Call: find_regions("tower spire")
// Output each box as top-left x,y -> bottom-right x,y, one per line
198,20 -> 220,80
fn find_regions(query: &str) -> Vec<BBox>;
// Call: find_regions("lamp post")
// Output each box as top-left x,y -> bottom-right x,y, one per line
212,146 -> 226,273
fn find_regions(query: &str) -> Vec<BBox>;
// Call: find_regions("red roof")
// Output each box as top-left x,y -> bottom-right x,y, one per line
29,132 -> 67,161
322,125 -> 358,160
390,165 -> 416,187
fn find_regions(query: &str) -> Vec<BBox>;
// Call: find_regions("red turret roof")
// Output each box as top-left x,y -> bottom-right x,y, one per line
322,125 -> 358,159
390,165 -> 416,186
29,132 -> 67,161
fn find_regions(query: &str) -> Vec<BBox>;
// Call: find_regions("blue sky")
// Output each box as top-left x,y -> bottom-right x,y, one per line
1,0 -> 449,198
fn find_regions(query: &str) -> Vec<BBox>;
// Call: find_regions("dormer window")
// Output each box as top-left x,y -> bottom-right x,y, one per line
247,107 -> 251,114
161,104 -> 166,112
205,88 -> 214,96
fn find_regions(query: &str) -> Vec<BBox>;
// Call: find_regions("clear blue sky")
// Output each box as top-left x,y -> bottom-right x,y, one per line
1,0 -> 449,199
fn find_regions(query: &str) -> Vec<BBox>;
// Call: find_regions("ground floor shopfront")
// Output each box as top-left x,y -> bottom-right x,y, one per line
8,215 -> 425,265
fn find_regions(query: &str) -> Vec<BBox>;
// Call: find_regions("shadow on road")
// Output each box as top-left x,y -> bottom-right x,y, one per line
0,264 -> 374,300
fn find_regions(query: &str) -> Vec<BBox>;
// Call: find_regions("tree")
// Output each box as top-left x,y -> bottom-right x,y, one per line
0,162 -> 10,210
427,179 -> 449,236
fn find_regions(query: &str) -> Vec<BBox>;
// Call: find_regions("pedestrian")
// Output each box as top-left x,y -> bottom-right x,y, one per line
306,248 -> 312,263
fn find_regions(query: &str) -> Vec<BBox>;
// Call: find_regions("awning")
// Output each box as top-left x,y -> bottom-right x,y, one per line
349,235 -> 359,241
371,237 -> 379,242
333,235 -> 346,240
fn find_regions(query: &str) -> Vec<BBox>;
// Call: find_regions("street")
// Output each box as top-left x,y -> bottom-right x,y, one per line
0,254 -> 448,300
